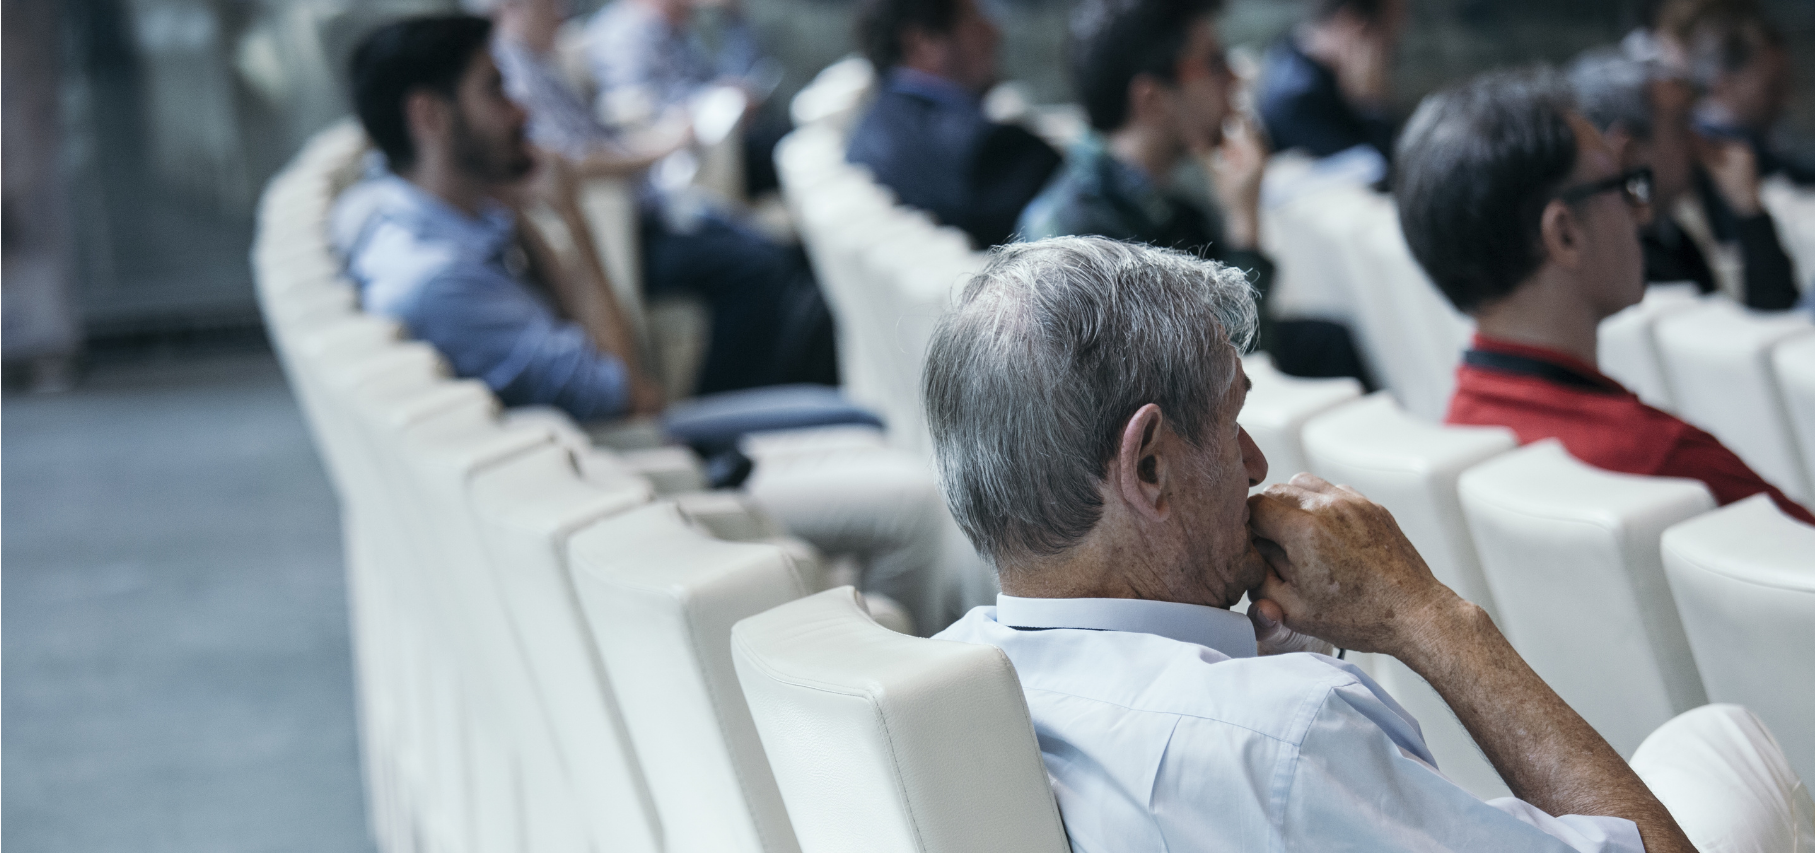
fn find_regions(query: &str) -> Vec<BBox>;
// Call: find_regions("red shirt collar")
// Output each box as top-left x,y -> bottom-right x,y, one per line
1467,333 -> 1631,394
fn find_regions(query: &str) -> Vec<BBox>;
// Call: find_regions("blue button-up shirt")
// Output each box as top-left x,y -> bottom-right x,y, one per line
933,596 -> 1646,853
330,174 -> 629,420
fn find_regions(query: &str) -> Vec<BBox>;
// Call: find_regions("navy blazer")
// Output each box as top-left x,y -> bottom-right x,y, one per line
846,69 -> 1060,248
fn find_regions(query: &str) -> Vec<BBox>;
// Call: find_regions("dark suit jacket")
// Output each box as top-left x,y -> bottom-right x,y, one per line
846,70 -> 1061,248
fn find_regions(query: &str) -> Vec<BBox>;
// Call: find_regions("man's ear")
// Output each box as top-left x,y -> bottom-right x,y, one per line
1113,403 -> 1169,522
403,89 -> 451,159
1538,197 -> 1583,270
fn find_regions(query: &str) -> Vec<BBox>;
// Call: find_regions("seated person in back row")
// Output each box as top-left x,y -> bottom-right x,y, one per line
1394,68 -> 1812,524
1658,0 -> 1813,185
925,236 -> 1801,850
333,15 -> 948,632
489,0 -> 837,394
1569,47 -> 1799,310
1254,0 -> 1404,165
844,0 -> 1061,248
335,15 -> 659,420
1017,0 -> 1370,384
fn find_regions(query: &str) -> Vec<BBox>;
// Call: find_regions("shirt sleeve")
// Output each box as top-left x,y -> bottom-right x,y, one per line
404,267 -> 630,422
1275,678 -> 1647,853
1658,423 -> 1815,524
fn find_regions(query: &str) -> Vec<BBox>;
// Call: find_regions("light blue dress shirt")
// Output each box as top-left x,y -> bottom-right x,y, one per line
330,174 -> 629,421
933,596 -> 1647,853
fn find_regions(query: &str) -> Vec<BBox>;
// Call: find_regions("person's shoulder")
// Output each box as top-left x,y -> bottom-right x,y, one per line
982,621 -> 1371,743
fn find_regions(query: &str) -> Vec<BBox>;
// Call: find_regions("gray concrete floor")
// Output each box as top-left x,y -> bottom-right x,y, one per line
3,347 -> 376,853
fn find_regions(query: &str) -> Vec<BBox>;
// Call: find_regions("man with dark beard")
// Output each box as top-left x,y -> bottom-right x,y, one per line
333,15 -> 663,419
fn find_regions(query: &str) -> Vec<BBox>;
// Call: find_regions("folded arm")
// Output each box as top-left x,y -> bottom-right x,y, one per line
1247,475 -> 1696,853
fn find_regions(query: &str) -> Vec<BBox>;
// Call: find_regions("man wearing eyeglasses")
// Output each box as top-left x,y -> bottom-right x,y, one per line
1396,69 -> 1812,524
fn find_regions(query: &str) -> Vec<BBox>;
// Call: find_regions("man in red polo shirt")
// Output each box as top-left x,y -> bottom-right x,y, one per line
1394,68 -> 1812,524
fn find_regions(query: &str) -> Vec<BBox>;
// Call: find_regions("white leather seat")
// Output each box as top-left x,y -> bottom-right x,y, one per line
1338,196 -> 1471,421
732,587 -> 1070,853
569,502 -> 811,853
1239,353 -> 1363,491
465,443 -> 665,853
1300,393 -> 1515,798
1661,494 -> 1815,781
1630,703 -> 1815,852
1773,334 -> 1815,493
1458,440 -> 1712,756
1596,283 -> 1702,411
1653,300 -> 1815,501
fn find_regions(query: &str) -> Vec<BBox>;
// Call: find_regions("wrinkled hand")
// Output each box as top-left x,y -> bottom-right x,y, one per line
1696,136 -> 1762,216
1246,474 -> 1453,656
1204,113 -> 1267,250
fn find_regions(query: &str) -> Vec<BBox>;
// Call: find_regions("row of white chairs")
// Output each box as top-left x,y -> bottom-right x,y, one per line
1257,155 -> 1815,499
1235,367 -> 1815,797
259,118 -> 1068,853
1598,286 -> 1815,501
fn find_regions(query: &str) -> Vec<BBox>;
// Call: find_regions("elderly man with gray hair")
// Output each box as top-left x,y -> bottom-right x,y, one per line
926,236 -> 1706,851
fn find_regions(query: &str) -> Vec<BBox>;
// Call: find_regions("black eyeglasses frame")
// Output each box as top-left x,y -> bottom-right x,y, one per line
1554,167 -> 1654,209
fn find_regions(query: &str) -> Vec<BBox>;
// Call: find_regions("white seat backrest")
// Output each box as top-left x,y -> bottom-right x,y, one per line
1773,335 -> 1815,493
466,443 -> 663,853
1301,393 -> 1513,617
1661,494 -> 1815,781
1300,394 -> 1518,799
1240,353 -> 1364,490
732,587 -> 1070,853
1458,440 -> 1713,756
1596,283 -> 1703,410
1653,300 -> 1815,501
569,502 -> 811,853
1338,197 -> 1469,420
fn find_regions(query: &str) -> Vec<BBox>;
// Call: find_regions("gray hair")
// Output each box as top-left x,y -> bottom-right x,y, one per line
921,236 -> 1258,567
1569,47 -> 1657,140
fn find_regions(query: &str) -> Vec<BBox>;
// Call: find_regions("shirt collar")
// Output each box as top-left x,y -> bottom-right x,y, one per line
996,594 -> 1258,659
367,173 -> 516,259
887,67 -> 982,112
1469,333 -> 1629,393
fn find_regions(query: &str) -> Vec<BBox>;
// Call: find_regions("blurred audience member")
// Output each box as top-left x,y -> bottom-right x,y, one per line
1397,68 -> 1813,523
1255,0 -> 1404,165
334,15 -> 659,420
1018,0 -> 1370,385
491,0 -> 837,393
845,0 -> 1061,248
585,0 -> 786,195
1658,0 -> 1812,184
1570,47 -> 1798,309
335,15 -> 947,632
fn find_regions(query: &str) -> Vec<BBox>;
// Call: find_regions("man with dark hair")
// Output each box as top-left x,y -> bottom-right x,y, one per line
922,236 -> 1734,851
337,14 -> 659,419
333,14 -> 954,633
1395,68 -> 1812,523
1017,0 -> 1370,384
1255,0 -> 1404,164
1569,47 -> 1798,309
844,0 -> 1061,248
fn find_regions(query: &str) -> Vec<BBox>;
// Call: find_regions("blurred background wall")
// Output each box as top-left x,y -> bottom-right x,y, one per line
5,0 -> 1812,385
